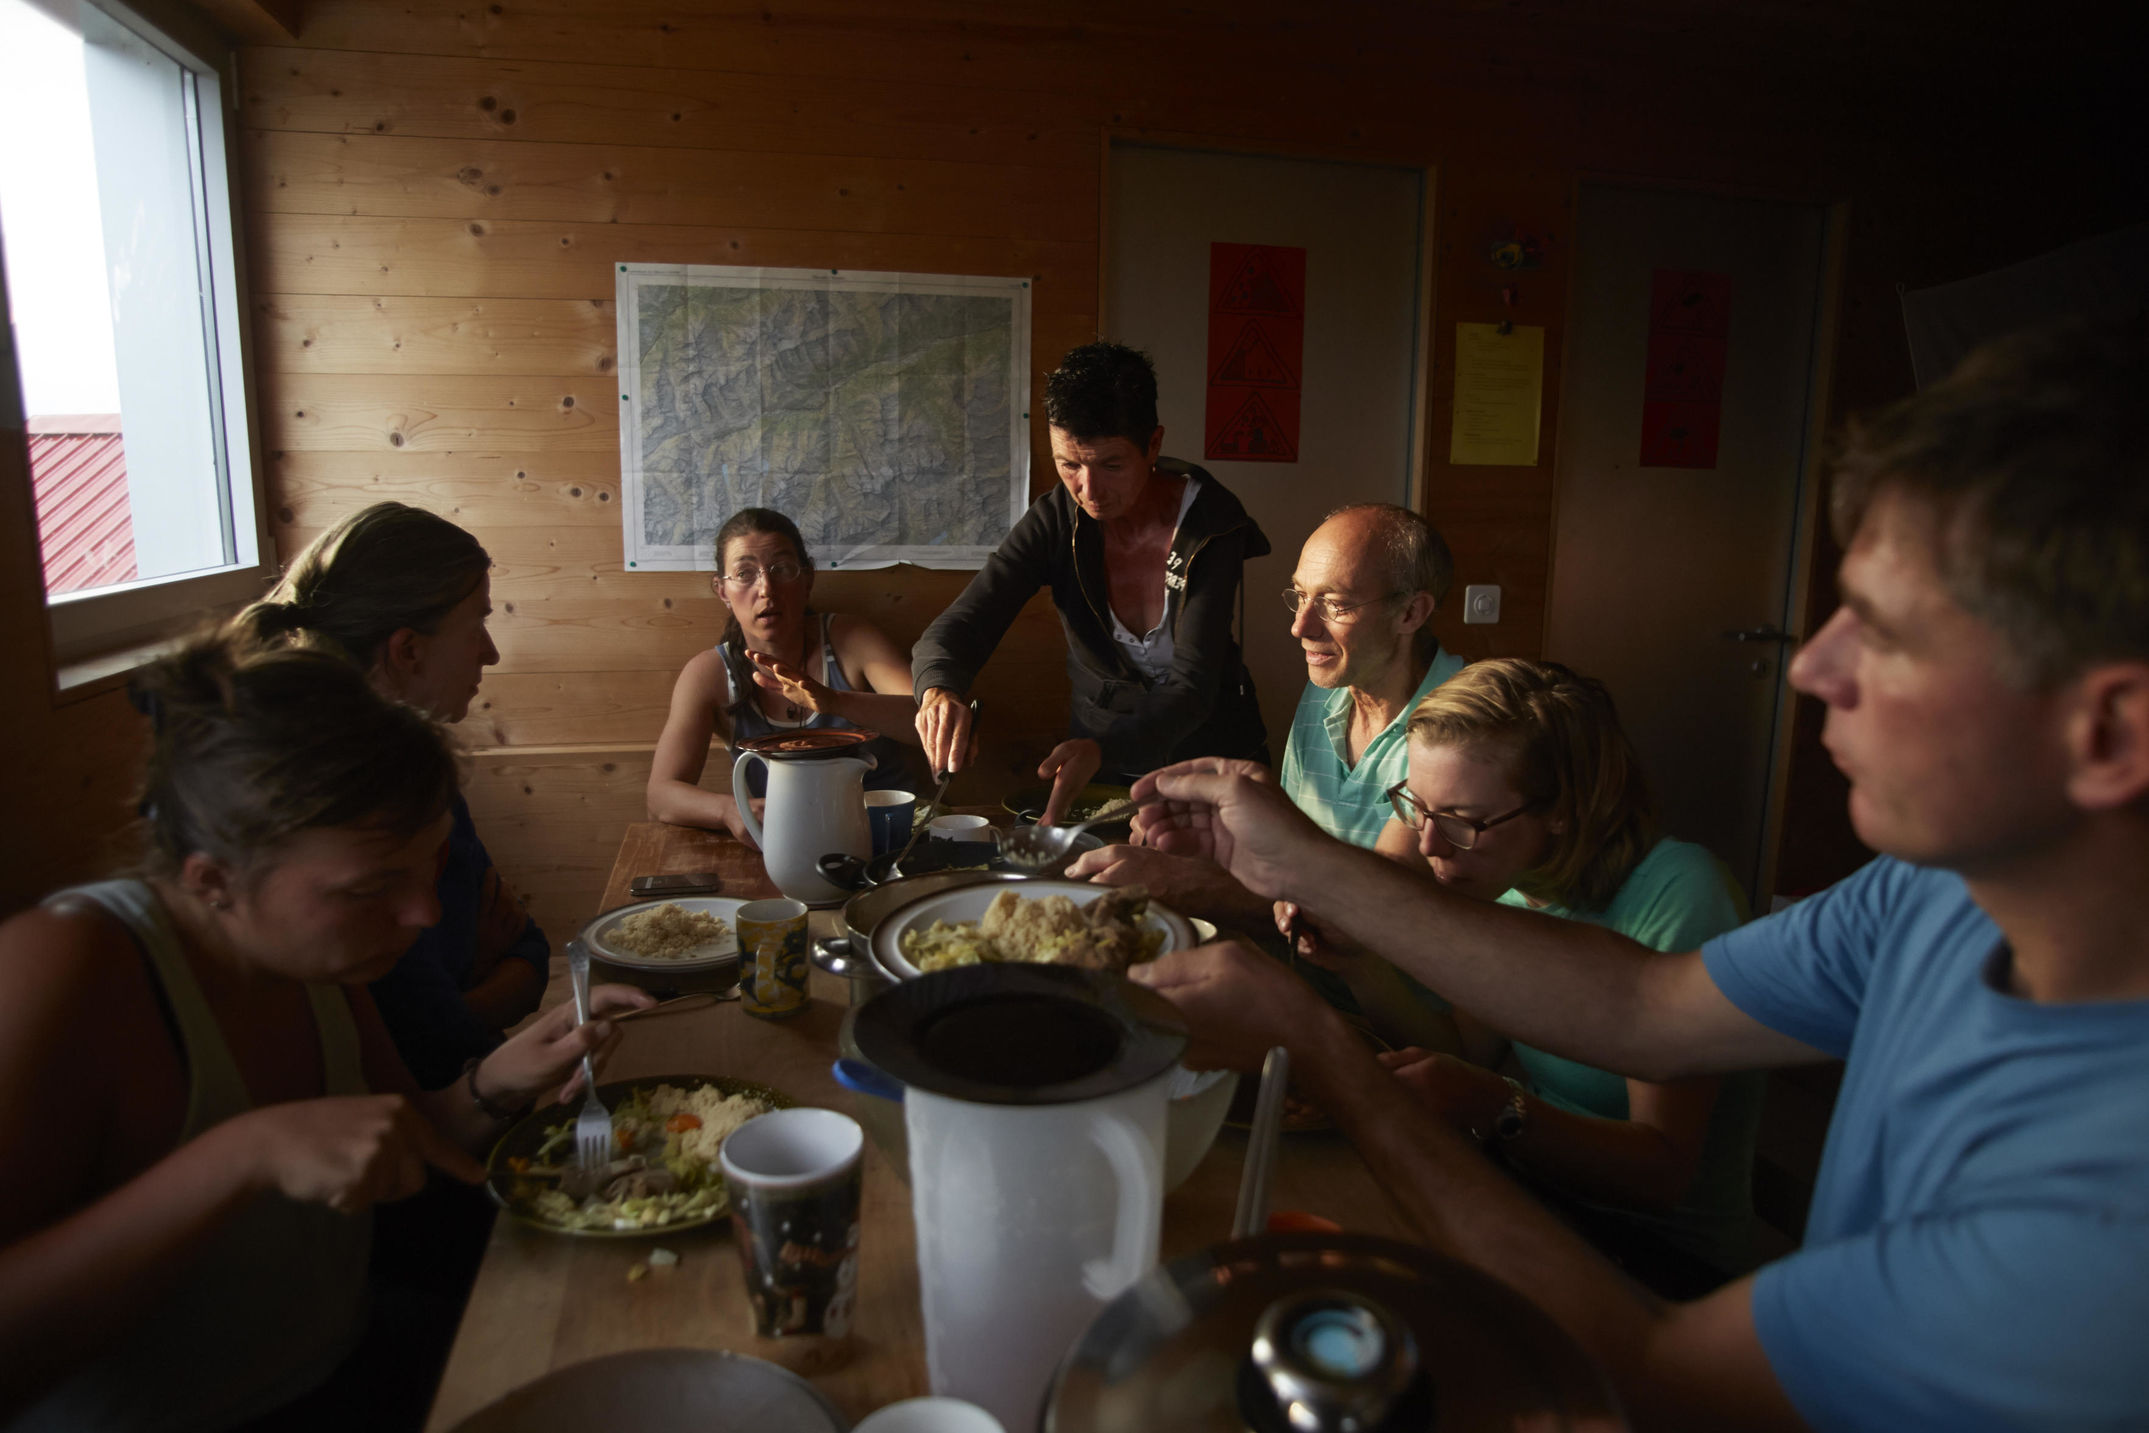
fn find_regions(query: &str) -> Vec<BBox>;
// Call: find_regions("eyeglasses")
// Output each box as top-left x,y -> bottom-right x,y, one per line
1383,780 -> 1540,850
717,561 -> 805,588
1282,588 -> 1401,624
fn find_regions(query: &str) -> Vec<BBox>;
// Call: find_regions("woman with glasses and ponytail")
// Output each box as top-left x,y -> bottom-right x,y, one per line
1292,658 -> 1763,1296
648,507 -> 922,843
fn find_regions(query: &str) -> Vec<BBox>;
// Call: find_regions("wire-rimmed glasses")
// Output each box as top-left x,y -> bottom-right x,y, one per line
1383,780 -> 1540,850
1281,587 -> 1401,624
716,560 -> 805,589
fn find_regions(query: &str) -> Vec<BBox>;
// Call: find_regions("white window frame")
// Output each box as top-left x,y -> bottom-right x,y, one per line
3,0 -> 270,678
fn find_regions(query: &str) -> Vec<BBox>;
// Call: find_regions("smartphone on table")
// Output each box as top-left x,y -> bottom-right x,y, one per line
629,872 -> 725,898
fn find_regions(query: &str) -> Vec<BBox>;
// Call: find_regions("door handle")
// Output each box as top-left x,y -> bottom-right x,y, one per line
1724,626 -> 1795,643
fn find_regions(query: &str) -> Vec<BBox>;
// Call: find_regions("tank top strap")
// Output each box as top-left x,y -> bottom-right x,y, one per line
305,984 -> 369,1096
45,879 -> 253,1139
818,611 -> 855,694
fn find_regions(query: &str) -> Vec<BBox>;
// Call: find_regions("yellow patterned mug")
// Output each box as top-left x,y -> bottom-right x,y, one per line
736,897 -> 810,1019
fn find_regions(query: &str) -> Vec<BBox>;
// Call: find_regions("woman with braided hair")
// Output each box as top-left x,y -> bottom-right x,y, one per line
0,637 -> 649,1429
227,502 -> 541,1090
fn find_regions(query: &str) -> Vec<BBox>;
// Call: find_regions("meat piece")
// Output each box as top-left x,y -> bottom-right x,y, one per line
603,1165 -> 680,1201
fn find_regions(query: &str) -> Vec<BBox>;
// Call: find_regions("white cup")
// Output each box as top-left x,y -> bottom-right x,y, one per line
927,813 -> 994,842
854,1398 -> 1006,1433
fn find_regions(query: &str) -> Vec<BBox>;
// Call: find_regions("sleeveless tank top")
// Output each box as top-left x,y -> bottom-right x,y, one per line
13,880 -> 373,1433
720,612 -> 916,798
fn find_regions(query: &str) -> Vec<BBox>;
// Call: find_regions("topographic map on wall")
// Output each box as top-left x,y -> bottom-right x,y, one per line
616,264 -> 1032,570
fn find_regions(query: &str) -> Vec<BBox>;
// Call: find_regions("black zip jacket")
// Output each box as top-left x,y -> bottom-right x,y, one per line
911,459 -> 1271,777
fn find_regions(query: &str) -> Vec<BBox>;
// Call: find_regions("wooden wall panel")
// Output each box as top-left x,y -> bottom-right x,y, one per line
219,0 -> 2141,944
246,129 -> 1085,237
242,47 -> 1096,169
247,213 -> 1094,300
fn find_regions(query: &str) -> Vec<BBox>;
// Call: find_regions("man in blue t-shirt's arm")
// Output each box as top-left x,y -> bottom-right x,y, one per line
1123,316 -> 2149,1432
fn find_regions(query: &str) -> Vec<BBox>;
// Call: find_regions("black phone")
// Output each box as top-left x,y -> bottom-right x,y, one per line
630,872 -> 724,897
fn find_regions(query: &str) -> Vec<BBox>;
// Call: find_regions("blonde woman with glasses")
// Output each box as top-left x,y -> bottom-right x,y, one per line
648,507 -> 922,843
1302,657 -> 1762,1295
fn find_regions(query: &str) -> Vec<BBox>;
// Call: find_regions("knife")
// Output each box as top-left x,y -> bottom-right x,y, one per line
891,696 -> 979,873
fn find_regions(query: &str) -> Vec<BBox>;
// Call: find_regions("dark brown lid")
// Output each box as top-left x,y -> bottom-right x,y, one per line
737,728 -> 879,757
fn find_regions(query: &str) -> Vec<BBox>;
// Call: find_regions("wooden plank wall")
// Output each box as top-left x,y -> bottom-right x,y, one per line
215,0 -> 2142,934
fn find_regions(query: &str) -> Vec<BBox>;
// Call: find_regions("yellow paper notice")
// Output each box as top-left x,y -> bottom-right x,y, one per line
1449,323 -> 1544,466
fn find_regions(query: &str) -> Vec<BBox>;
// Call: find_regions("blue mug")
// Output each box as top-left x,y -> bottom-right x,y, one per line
865,789 -> 917,857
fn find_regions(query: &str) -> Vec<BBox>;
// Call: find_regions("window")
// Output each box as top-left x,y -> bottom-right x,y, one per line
0,0 -> 265,670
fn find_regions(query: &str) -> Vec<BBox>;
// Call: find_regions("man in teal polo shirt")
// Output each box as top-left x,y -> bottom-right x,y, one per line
1277,504 -> 1464,847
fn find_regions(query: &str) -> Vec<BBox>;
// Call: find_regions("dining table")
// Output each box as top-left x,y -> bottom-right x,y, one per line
423,819 -> 1422,1431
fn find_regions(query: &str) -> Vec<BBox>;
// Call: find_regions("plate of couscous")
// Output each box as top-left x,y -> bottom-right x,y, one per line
580,897 -> 744,973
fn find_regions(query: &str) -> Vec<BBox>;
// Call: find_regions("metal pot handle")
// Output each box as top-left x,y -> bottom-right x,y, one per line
812,935 -> 874,980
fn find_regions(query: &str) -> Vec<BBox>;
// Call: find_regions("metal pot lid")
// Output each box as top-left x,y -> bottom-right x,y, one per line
1043,1232 -> 1626,1433
445,1348 -> 849,1432
850,964 -> 1187,1107
737,728 -> 879,758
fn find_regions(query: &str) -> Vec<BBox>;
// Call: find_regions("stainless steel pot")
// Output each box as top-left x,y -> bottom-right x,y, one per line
810,869 -> 1032,999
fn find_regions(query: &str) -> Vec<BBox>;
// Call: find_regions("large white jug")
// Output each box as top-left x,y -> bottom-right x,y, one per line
733,751 -> 871,906
850,965 -> 1186,1430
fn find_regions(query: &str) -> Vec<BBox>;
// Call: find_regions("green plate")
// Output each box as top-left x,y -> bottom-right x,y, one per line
485,1073 -> 793,1238
1002,781 -> 1135,824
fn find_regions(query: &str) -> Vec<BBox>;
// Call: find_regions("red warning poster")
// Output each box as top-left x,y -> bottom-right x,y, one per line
1205,243 -> 1304,463
1639,270 -> 1732,468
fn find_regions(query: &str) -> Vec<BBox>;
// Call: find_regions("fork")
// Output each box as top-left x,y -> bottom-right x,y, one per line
565,939 -> 614,1172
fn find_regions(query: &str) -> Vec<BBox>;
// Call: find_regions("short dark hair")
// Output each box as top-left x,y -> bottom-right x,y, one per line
1326,503 -> 1455,663
1044,342 -> 1160,448
131,636 -> 459,880
1831,316 -> 2148,687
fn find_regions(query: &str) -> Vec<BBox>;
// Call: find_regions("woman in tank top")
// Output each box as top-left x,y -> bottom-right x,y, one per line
648,507 -> 923,843
0,638 -> 651,1430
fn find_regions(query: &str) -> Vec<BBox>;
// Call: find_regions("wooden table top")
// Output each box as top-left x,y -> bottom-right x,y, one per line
425,821 -> 1418,1430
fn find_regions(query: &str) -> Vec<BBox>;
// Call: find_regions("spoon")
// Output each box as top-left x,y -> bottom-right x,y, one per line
1000,801 -> 1137,870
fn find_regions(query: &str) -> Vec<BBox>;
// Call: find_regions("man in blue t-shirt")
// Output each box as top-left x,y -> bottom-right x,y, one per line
1118,318 -> 2149,1430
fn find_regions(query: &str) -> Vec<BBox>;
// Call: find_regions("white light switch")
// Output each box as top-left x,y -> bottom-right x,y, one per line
1463,584 -> 1501,625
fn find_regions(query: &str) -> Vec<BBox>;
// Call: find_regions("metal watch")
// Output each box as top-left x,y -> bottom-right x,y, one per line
1492,1077 -> 1528,1142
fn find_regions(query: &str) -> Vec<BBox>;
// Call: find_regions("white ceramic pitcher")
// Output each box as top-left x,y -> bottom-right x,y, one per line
907,1073 -> 1167,1428
847,965 -> 1187,1431
733,751 -> 871,906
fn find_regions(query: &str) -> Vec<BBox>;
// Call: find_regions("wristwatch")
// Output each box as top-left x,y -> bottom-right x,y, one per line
1491,1076 -> 1528,1144
462,1057 -> 529,1124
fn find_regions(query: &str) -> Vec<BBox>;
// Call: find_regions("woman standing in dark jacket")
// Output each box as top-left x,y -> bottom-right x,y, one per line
914,343 -> 1270,821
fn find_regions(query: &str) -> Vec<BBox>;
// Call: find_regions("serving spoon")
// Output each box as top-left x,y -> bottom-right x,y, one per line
1000,801 -> 1137,870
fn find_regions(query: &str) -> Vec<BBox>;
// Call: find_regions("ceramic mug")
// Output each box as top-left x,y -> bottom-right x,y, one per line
720,1108 -> 865,1339
865,789 -> 917,857
927,814 -> 998,843
736,897 -> 809,1019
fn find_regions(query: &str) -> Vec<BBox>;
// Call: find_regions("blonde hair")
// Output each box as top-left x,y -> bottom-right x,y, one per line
229,502 -> 490,668
1406,658 -> 1656,908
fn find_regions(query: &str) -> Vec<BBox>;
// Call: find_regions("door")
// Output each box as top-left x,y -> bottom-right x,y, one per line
1105,143 -> 1426,752
1546,184 -> 1828,905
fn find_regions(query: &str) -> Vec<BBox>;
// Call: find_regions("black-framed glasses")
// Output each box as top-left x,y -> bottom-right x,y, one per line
1281,587 -> 1401,624
716,560 -> 805,588
1384,780 -> 1540,850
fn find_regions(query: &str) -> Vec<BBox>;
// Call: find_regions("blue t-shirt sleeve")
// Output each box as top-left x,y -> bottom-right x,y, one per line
1753,1206 -> 2149,1431
1702,857 -> 1907,1058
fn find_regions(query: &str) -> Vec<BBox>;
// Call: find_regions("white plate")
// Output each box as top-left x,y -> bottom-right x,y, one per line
581,896 -> 745,971
872,878 -> 1194,980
